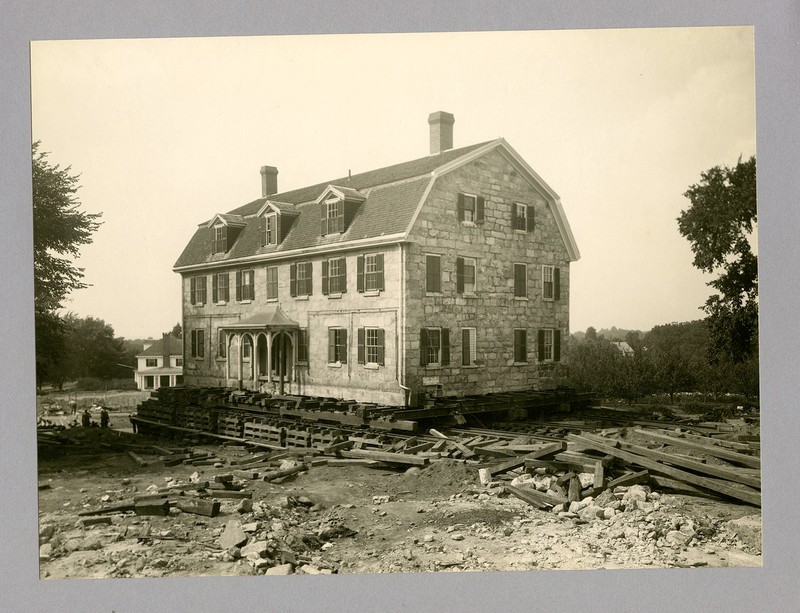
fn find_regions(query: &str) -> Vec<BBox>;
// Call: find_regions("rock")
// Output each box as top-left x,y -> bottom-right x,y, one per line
623,484 -> 650,502
39,543 -> 53,561
552,503 -> 565,513
299,564 -> 321,574
219,520 -> 248,549
568,500 -> 589,513
121,478 -> 131,485
100,494 -> 110,502
665,530 -> 690,547
266,563 -> 293,575
725,550 -> 762,567
451,533 -> 465,541
478,468 -> 492,486
237,498 -> 253,513
296,496 -> 313,507
578,505 -> 604,521
405,467 -> 421,477
423,534 -> 435,543
241,540 -> 269,559
372,495 -> 393,504
242,522 -> 260,533
188,471 -> 201,484
594,489 -> 618,508
39,524 -> 56,542
726,515 -> 762,553
227,546 -> 242,559
577,472 -> 595,488
602,508 -> 616,520
145,484 -> 159,493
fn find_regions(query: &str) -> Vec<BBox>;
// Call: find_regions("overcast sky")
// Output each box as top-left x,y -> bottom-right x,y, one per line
30,27 -> 756,340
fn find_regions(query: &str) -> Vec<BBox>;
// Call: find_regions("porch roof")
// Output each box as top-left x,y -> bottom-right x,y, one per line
222,305 -> 299,330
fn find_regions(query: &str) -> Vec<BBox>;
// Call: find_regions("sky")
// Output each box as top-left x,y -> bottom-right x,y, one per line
30,27 -> 756,340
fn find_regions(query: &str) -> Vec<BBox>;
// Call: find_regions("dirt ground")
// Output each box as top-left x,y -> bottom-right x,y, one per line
37,409 -> 762,578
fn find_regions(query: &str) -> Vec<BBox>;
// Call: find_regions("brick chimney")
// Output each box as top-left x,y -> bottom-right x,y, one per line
162,333 -> 170,368
260,165 -> 278,197
428,111 -> 454,154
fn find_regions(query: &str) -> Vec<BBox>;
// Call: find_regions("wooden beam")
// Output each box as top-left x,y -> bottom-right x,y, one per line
339,449 -> 429,466
566,434 -> 760,507
632,428 -> 760,469
606,469 -> 650,489
505,485 -> 567,508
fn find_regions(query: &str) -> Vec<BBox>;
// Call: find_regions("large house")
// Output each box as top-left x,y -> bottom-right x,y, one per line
135,333 -> 184,390
174,112 -> 580,406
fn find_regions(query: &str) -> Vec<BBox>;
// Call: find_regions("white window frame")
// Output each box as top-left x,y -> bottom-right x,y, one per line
265,213 -> 278,245
542,328 -> 555,362
329,327 -> 347,364
425,327 -> 442,367
265,266 -> 278,301
514,203 -> 527,231
364,253 -> 380,292
241,269 -> 255,301
328,257 -> 343,295
326,198 -> 343,234
462,256 -> 477,294
365,327 -> 380,365
542,265 -> 555,300
462,193 -> 477,223
242,336 -> 252,361
145,358 -> 158,367
462,327 -> 477,367
296,262 -> 311,297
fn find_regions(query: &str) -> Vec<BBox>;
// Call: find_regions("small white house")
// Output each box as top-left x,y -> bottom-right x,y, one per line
135,333 -> 184,390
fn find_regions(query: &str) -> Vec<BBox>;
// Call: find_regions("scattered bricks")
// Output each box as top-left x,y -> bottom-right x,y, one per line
219,520 -> 248,549
79,516 -> 113,528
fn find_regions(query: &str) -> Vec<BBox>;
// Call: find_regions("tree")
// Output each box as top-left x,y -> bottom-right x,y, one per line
171,322 -> 182,338
678,156 -> 757,362
32,142 -> 102,387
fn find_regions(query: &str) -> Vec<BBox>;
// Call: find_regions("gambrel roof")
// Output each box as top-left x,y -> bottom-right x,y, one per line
174,139 -> 580,271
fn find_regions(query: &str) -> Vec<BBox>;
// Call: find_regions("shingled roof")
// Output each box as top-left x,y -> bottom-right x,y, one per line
137,335 -> 183,357
174,140 -> 493,270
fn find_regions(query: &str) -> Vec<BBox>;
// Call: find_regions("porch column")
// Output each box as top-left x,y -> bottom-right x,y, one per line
266,331 -> 273,384
253,333 -> 260,387
292,329 -> 298,382
225,332 -> 230,380
237,333 -> 243,389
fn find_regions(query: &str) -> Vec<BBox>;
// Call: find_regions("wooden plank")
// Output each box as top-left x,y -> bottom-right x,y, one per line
486,442 -> 566,477
505,484 -> 567,508
339,449 -> 429,466
567,434 -> 761,507
262,464 -> 309,482
403,441 -> 435,454
525,459 -> 596,473
632,428 -> 760,469
593,461 -> 605,489
207,490 -> 252,499
568,477 -> 582,502
504,485 -> 550,509
174,498 -> 221,517
127,451 -> 149,467
606,469 -> 650,489
582,433 -> 760,489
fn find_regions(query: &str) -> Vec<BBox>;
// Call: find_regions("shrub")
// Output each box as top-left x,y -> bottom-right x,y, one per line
75,377 -> 138,391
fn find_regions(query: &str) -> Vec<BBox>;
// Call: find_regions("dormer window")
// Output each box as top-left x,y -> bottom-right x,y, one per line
324,198 -> 344,235
316,185 -> 365,237
213,226 -> 227,254
265,213 -> 278,245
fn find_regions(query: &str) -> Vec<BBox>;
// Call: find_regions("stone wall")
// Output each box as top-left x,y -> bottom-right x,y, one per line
403,149 -> 571,401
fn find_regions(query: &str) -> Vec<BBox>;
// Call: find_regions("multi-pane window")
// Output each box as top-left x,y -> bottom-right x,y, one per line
297,329 -> 309,363
358,253 -> 385,292
420,328 -> 450,367
457,193 -> 484,223
190,329 -> 205,358
514,329 -> 527,363
356,327 -> 386,365
265,214 -> 277,245
426,254 -> 442,293
366,328 -> 380,364
218,329 -> 227,359
212,272 -> 230,302
145,358 -> 158,367
323,257 -> 347,295
514,263 -> 527,298
541,329 -> 554,361
542,265 -> 554,300
242,336 -> 252,360
457,257 -> 476,294
175,358 -> 183,367
190,276 -> 207,305
237,269 -> 255,301
323,199 -> 344,235
462,194 -> 476,222
462,327 -> 477,366
266,266 -> 278,300
537,329 -> 561,362
290,262 -> 313,297
213,226 -> 227,253
514,203 -> 527,231
328,328 -> 348,363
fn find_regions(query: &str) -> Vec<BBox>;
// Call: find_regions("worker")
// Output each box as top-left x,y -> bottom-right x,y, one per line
81,409 -> 90,428
100,407 -> 109,429
69,399 -> 77,415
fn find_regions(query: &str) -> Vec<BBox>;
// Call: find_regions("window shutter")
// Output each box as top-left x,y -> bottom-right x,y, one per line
357,328 -> 365,364
441,328 -> 450,366
554,330 -> 561,362
357,255 -> 365,292
198,330 -> 204,358
328,329 -> 335,363
426,256 -> 440,293
538,330 -> 545,361
259,216 -> 267,247
514,264 -> 526,297
212,274 -> 218,303
377,328 -> 385,366
337,205 -> 345,233
527,204 -> 535,232
321,260 -> 329,295
191,330 -> 197,357
223,273 -> 230,301
457,193 -> 464,221
340,329 -> 348,364
307,263 -> 313,296
476,196 -> 485,223
320,203 -> 328,236
554,267 -> 561,300
290,263 -> 297,297
376,253 -> 384,291
340,258 -> 347,293
420,329 -> 428,366
190,277 -> 196,304
236,270 -> 242,301
456,257 -> 464,294
462,328 -> 470,366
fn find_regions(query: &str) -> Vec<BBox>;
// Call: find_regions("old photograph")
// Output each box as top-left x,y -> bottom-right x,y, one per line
31,27 -> 761,580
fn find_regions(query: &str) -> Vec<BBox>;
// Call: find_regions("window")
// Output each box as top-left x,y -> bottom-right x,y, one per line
328,328 -> 348,364
144,375 -> 154,389
190,329 -> 205,358
213,226 -> 227,254
265,214 -> 278,245
236,269 -> 255,301
538,329 -> 562,362
514,263 -> 527,298
145,358 -> 158,367
242,336 -> 252,360
357,253 -> 385,292
426,254 -> 442,293
323,257 -> 347,295
514,203 -> 534,232
457,193 -> 484,223
218,329 -> 226,359
514,329 -> 527,363
297,329 -> 309,363
420,327 -> 450,367
456,257 -> 476,294
462,328 -> 477,366
175,358 -> 183,367
322,199 -> 344,235
265,266 -> 278,300
212,272 -> 230,303
290,262 -> 312,297
190,276 -> 207,305
357,327 -> 385,366
542,265 -> 561,300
